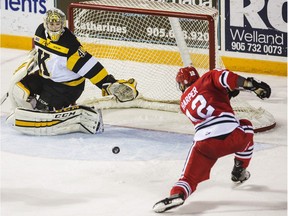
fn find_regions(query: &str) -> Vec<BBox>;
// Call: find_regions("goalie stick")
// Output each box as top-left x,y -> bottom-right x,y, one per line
0,92 -> 9,105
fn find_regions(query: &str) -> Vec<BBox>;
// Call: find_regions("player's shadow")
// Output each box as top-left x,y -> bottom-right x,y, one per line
175,199 -> 286,215
169,184 -> 287,215
232,184 -> 287,194
1,187 -> 109,206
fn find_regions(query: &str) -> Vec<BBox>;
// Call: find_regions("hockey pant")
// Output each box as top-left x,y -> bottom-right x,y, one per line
19,71 -> 85,110
170,119 -> 254,199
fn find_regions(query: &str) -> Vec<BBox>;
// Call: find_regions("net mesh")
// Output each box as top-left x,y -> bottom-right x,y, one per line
69,0 -> 275,132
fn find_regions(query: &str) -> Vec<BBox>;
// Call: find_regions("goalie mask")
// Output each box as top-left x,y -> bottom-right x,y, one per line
176,66 -> 200,92
44,8 -> 66,42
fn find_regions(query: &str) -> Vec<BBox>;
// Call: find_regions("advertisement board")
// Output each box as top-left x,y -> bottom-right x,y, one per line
1,0 -> 55,36
147,0 -> 217,8
225,0 -> 287,57
74,11 -> 209,49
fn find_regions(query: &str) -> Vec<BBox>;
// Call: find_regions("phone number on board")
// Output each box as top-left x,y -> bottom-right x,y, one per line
147,27 -> 209,41
231,42 -> 284,55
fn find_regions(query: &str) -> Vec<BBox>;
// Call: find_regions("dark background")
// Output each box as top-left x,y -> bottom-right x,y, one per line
56,0 -> 86,15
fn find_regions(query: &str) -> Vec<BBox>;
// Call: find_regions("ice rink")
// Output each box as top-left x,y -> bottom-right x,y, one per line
1,48 -> 287,216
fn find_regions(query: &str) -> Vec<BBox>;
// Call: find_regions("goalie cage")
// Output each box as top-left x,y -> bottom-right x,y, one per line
68,0 -> 276,133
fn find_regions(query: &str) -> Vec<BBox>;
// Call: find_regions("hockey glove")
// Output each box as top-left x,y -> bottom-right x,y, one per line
102,78 -> 138,102
243,77 -> 271,99
228,89 -> 240,99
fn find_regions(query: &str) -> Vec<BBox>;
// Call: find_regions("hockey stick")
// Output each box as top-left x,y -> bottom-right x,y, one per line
0,92 -> 9,105
169,17 -> 192,67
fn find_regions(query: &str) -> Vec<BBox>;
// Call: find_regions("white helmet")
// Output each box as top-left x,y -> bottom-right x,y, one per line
44,8 -> 66,42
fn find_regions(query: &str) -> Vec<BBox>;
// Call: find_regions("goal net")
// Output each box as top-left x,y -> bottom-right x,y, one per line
68,0 -> 275,132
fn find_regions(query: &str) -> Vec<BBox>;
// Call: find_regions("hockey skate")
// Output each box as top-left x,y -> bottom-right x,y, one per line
153,194 -> 185,213
231,159 -> 251,183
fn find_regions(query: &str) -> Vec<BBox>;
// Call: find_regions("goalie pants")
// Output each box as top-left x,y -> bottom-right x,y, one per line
20,71 -> 85,110
170,119 -> 254,199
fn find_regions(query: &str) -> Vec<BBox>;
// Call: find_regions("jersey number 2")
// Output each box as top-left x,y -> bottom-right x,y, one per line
186,95 -> 215,122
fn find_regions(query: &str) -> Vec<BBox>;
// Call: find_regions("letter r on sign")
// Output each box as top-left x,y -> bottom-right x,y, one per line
230,0 -> 267,29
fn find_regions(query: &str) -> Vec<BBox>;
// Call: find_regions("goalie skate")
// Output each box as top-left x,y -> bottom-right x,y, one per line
153,194 -> 185,213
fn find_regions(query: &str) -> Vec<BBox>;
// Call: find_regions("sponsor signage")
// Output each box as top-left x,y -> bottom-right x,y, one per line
1,0 -> 55,36
68,0 -> 218,50
71,0 -> 220,53
225,0 -> 287,57
4,0 -> 47,13
74,11 -> 210,49
147,0 -> 217,8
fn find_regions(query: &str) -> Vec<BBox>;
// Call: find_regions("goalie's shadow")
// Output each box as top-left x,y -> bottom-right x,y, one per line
1,118 -> 193,161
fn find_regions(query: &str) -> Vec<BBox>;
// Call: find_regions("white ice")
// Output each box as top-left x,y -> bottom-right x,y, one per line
0,48 -> 287,216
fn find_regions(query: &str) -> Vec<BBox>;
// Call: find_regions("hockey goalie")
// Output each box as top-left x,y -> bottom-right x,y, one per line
6,8 -> 138,136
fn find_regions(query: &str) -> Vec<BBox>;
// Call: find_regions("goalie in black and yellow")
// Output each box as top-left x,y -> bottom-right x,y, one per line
6,8 -> 138,136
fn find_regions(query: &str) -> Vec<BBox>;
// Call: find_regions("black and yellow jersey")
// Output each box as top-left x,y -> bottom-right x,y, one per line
34,23 -> 108,88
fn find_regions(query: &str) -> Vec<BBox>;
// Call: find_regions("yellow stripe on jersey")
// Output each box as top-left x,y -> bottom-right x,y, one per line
89,68 -> 108,85
34,36 -> 47,46
15,119 -> 61,127
67,49 -> 81,70
34,36 -> 69,54
17,82 -> 30,96
63,77 -> 85,86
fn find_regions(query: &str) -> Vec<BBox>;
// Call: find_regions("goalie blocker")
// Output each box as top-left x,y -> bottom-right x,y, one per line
6,105 -> 103,136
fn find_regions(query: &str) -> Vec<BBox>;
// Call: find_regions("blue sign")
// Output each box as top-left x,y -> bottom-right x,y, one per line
225,0 -> 287,57
4,0 -> 47,14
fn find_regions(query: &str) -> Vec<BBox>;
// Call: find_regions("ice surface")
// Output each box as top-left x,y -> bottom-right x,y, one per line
0,48 -> 287,216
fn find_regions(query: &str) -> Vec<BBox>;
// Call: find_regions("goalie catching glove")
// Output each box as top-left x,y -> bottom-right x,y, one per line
243,77 -> 271,99
102,78 -> 139,102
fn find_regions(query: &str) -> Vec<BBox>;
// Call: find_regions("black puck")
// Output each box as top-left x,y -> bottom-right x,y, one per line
112,146 -> 120,154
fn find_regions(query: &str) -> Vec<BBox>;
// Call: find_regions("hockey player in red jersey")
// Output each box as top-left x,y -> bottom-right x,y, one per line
153,66 -> 271,213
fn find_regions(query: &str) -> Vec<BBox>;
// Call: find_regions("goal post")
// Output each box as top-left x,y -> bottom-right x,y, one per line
67,0 -> 276,132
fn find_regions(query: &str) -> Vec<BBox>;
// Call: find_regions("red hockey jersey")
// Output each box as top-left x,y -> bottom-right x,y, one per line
180,69 -> 240,141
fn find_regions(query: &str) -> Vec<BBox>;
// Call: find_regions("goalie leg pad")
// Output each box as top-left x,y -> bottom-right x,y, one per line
79,106 -> 104,134
9,49 -> 38,109
6,105 -> 104,136
10,82 -> 35,109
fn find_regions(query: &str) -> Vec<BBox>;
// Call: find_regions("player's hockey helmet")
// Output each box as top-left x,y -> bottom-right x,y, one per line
176,66 -> 200,92
44,8 -> 66,42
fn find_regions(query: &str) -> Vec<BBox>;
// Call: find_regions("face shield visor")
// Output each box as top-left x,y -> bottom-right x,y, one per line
44,9 -> 66,42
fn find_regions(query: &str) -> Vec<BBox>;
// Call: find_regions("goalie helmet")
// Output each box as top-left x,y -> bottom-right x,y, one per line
44,8 -> 66,42
176,66 -> 200,92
